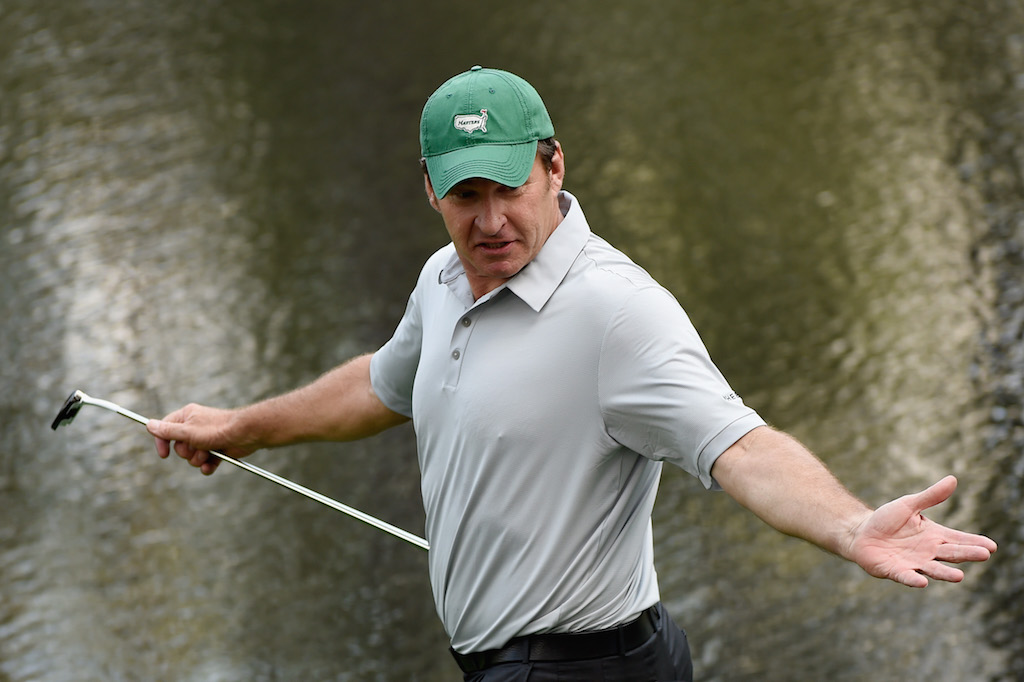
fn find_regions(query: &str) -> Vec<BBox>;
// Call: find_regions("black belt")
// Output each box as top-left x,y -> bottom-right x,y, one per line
450,605 -> 661,674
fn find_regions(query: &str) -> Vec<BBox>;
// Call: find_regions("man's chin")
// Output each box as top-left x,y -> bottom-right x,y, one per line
474,255 -> 526,279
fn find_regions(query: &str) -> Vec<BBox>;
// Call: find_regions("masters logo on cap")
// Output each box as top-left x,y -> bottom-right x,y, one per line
420,66 -> 554,198
453,109 -> 488,134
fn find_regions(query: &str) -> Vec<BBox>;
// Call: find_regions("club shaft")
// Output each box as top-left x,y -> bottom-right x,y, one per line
207,452 -> 430,550
79,394 -> 429,550
81,395 -> 151,426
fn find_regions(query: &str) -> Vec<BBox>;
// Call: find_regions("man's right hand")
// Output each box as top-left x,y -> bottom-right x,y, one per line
147,404 -> 257,476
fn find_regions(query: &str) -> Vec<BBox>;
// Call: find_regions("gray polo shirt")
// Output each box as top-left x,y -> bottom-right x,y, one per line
370,191 -> 765,653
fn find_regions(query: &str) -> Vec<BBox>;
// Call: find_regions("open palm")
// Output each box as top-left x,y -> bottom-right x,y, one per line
847,475 -> 997,588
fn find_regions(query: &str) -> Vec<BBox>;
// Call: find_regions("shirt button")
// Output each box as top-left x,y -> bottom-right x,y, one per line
452,350 -> 461,360
461,317 -> 472,327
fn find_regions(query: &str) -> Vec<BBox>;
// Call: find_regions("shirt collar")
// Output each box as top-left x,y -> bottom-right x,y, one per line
507,190 -> 589,312
439,190 -> 590,312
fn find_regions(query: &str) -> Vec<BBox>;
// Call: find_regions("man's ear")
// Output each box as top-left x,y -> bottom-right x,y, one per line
549,141 -> 565,193
424,172 -> 441,213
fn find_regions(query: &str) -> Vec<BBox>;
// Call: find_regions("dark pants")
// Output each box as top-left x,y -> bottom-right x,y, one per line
459,603 -> 693,682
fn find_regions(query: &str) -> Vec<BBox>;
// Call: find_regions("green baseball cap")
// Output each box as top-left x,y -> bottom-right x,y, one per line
420,66 -> 555,198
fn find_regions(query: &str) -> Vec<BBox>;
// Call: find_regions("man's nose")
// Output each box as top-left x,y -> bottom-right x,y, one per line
474,198 -> 507,235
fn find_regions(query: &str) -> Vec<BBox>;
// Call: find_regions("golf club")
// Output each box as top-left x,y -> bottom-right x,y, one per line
51,389 -> 429,550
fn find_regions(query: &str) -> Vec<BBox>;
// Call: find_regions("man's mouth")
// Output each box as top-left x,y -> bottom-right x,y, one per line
478,241 -> 513,253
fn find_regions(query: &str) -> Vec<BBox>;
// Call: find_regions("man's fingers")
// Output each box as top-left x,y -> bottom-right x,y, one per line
153,436 -> 171,459
911,476 -> 999,557
146,407 -> 234,476
893,568 -> 930,589
173,439 -> 194,461
147,418 -> 188,443
894,561 -> 965,587
921,561 -> 965,584
174,441 -> 211,467
168,439 -> 221,473
935,539 -> 996,563
907,474 -> 958,513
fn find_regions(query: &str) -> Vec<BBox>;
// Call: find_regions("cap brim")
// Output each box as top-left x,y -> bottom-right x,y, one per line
425,140 -> 538,199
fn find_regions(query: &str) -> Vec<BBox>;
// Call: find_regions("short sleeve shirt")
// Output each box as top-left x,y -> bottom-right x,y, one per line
371,191 -> 765,653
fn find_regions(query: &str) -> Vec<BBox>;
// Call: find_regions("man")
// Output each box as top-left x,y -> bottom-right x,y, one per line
148,66 -> 997,681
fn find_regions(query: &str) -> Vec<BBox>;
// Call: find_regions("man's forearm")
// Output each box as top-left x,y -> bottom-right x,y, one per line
232,353 -> 409,449
710,426 -> 872,560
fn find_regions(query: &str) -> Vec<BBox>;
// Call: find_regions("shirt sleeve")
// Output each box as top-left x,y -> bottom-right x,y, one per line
598,286 -> 766,489
370,284 -> 424,419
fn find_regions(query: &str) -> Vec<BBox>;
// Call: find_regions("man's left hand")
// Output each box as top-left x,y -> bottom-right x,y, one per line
844,475 -> 998,588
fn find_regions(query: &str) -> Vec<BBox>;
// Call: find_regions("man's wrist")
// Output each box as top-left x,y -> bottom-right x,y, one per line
835,506 -> 874,562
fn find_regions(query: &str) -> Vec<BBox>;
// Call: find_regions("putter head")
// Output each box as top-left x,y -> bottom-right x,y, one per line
51,390 -> 86,430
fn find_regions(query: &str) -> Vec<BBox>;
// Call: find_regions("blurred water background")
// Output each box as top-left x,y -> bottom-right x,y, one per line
2,1 -> 1023,680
